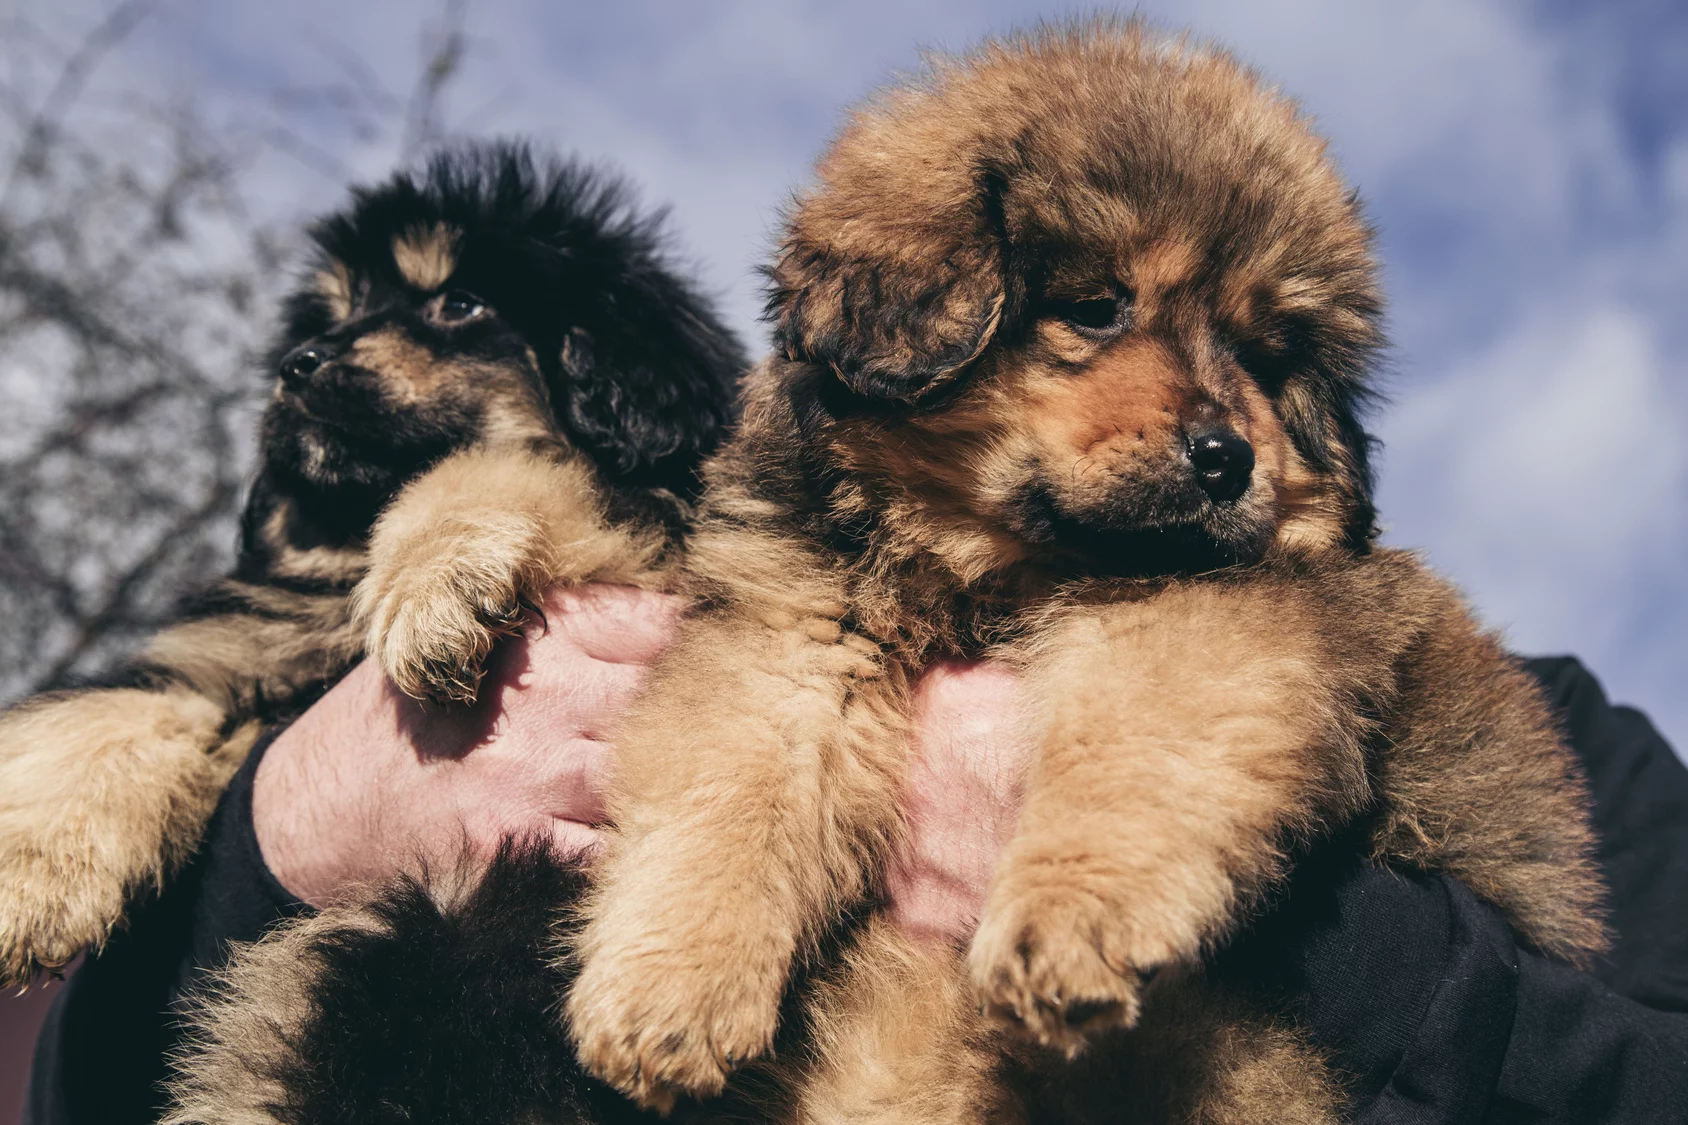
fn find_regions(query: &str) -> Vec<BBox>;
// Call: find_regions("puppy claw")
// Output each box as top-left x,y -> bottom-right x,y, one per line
515,591 -> 550,637
357,557 -> 541,706
568,939 -> 782,1110
968,886 -> 1153,1056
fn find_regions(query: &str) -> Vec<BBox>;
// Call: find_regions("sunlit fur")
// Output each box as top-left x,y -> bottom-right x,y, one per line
0,141 -> 743,986
561,22 -> 1607,1123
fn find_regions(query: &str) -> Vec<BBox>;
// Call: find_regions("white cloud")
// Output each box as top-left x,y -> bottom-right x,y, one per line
1380,305 -> 1686,643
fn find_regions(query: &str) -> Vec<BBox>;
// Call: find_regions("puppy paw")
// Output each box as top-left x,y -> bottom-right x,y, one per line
0,858 -> 125,985
356,512 -> 554,706
0,690 -> 230,986
967,882 -> 1158,1056
567,933 -> 784,1112
357,558 -> 534,705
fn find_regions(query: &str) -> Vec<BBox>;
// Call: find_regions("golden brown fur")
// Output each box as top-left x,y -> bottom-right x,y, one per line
789,925 -> 1347,1125
355,448 -> 669,701
560,21 -> 1606,1122
0,694 -> 258,981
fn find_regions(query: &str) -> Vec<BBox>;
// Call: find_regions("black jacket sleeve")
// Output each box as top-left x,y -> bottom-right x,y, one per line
1529,657 -> 1688,1013
1494,947 -> 1688,1122
1225,657 -> 1688,1124
1489,656 -> 1688,1123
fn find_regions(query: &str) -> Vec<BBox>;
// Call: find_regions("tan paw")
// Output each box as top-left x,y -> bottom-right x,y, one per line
357,564 -> 528,705
566,937 -> 784,1112
355,517 -> 550,705
0,689 -> 231,986
0,857 -> 126,985
967,884 -> 1155,1056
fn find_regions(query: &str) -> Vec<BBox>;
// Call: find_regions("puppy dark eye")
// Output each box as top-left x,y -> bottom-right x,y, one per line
431,290 -> 491,326
1232,317 -> 1313,389
1043,292 -> 1132,337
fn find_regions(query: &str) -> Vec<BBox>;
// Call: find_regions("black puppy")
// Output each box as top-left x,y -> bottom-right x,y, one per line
0,140 -> 744,985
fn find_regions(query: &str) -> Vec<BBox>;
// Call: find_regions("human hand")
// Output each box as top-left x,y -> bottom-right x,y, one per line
887,659 -> 1035,943
254,592 -> 1038,931
253,583 -> 680,906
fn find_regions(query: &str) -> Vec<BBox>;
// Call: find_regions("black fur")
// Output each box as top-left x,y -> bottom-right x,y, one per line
268,141 -> 744,514
127,146 -> 750,1119
133,139 -> 745,721
217,841 -> 872,1125
0,140 -> 744,989
232,841 -> 650,1125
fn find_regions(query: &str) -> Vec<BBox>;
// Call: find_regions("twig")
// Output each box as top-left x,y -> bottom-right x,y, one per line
3,0 -> 156,206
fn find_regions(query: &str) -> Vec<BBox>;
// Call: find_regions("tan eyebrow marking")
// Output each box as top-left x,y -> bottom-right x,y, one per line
392,223 -> 463,290
312,260 -> 354,321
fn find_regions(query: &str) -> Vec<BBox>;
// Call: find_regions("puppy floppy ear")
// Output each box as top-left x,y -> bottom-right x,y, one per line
557,264 -> 744,493
767,155 -> 1012,403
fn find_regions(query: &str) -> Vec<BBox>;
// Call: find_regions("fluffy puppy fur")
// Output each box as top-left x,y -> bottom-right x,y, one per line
163,840 -> 660,1125
0,141 -> 744,986
163,22 -> 1606,1125
552,21 -> 1607,1123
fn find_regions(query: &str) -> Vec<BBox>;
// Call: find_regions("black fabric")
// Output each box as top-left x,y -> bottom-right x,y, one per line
1360,876 -> 1520,1125
1214,848 -> 1456,1107
24,726 -> 305,1125
1219,859 -> 1527,1123
1525,656 -> 1688,1011
23,657 -> 1688,1125
1221,656 -> 1688,1124
1489,951 -> 1688,1123
1487,657 -> 1688,1123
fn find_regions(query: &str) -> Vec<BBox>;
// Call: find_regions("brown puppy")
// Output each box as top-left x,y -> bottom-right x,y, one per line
553,22 -> 1606,1123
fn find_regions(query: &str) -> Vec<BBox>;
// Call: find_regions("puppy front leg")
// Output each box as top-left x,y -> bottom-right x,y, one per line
0,690 -> 255,984
355,446 -> 664,704
969,580 -> 1378,1054
0,582 -> 358,985
567,609 -> 904,1112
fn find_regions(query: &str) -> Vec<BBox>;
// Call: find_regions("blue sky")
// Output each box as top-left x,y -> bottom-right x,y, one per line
14,0 -> 1687,753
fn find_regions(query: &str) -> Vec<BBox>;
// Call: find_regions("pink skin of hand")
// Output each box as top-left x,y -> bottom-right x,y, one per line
887,660 -> 1034,944
255,585 -> 1034,941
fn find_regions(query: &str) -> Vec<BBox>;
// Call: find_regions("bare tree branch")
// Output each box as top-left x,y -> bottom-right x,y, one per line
3,0 -> 154,201
401,0 -> 468,160
29,474 -> 241,691
0,0 -> 477,702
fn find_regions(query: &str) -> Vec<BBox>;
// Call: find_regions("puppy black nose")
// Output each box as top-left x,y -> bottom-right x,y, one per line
280,345 -> 330,387
1186,428 -> 1255,503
